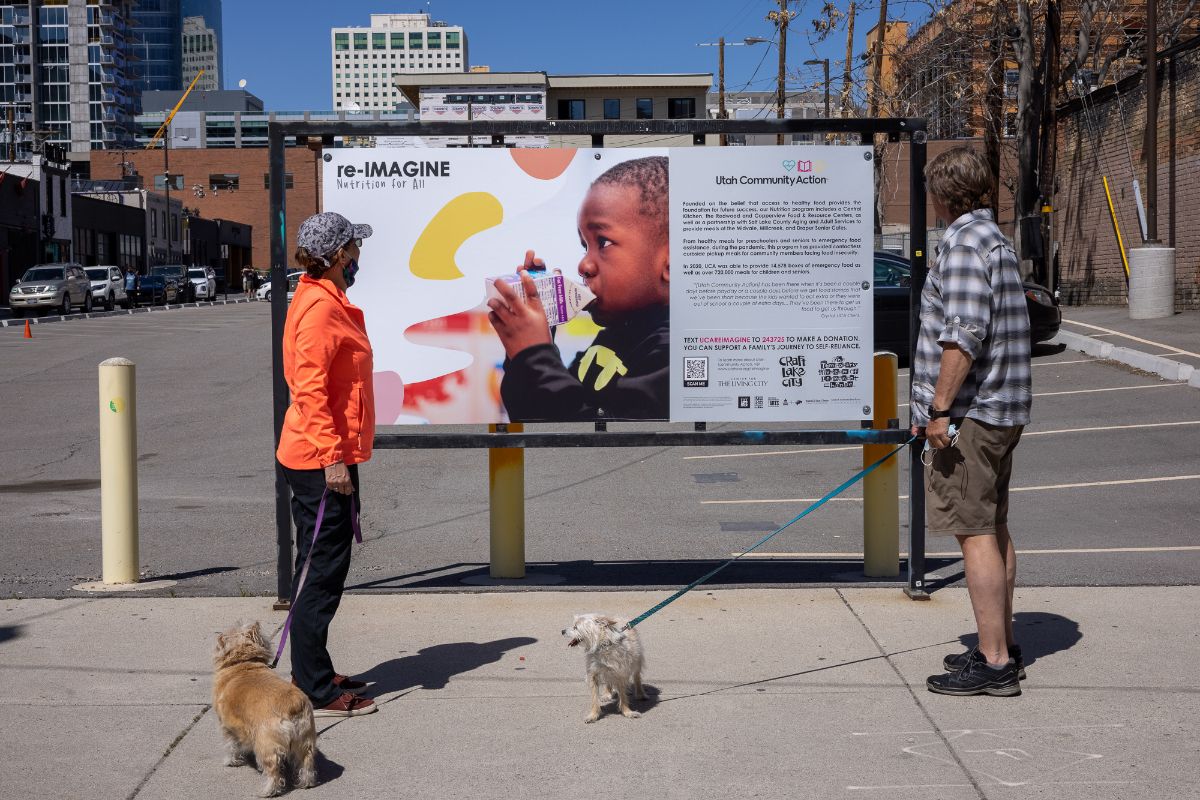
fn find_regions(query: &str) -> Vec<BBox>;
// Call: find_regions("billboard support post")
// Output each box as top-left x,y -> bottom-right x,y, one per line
488,423 -> 526,578
863,351 -> 900,577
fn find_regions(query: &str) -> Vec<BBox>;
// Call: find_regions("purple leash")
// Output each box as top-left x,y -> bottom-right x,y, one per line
271,488 -> 362,669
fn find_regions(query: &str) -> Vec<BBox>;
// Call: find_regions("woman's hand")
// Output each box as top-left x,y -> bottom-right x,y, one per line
487,253 -> 552,359
324,461 -> 353,495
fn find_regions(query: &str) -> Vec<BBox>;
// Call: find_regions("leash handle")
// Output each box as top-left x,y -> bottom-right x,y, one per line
271,488 -> 360,669
625,436 -> 916,630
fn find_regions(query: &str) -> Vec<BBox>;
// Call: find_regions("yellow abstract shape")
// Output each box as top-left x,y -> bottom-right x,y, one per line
562,313 -> 602,339
410,192 -> 503,280
577,345 -> 628,391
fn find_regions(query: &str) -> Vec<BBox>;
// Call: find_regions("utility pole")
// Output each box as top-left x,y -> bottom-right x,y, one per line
719,36 -> 727,146
868,0 -> 889,118
768,0 -> 796,145
841,1 -> 857,123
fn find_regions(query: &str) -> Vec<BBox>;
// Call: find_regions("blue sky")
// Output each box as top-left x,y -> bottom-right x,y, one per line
224,1 -> 927,111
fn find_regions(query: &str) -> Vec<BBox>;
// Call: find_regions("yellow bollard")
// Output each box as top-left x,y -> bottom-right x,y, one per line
863,351 -> 900,577
488,422 -> 525,578
99,357 -> 139,584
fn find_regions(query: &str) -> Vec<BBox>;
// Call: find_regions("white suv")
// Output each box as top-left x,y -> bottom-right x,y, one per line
86,265 -> 129,311
188,266 -> 218,302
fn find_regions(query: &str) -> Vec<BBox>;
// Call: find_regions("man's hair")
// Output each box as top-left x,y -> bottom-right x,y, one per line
592,156 -> 669,242
924,147 -> 991,220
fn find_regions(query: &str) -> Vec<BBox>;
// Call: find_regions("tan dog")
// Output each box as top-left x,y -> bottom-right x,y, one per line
212,621 -> 318,797
562,614 -> 646,723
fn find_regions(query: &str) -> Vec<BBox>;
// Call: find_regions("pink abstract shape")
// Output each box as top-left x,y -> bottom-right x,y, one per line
373,370 -> 406,425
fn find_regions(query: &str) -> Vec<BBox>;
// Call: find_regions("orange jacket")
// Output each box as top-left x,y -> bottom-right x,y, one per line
276,275 -> 375,470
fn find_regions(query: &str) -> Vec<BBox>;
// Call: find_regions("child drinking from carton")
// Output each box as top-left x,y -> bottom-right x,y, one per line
487,155 -> 670,421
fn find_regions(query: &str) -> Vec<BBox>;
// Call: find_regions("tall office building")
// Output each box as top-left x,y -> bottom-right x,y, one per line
0,0 -> 143,162
132,0 -> 179,91
330,13 -> 467,111
181,0 -> 221,88
182,15 -> 218,91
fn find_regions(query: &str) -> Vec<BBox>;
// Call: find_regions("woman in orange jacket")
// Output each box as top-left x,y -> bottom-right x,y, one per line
277,211 -> 379,718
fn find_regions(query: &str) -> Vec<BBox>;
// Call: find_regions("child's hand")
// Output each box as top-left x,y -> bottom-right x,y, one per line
487,267 -> 553,358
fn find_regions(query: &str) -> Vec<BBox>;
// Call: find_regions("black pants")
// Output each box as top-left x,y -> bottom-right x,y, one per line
280,461 -> 360,707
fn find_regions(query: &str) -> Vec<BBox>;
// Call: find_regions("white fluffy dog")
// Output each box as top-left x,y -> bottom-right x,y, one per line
562,614 -> 646,723
212,621 -> 318,797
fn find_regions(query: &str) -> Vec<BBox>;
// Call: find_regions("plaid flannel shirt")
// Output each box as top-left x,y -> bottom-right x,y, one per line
911,209 -> 1031,428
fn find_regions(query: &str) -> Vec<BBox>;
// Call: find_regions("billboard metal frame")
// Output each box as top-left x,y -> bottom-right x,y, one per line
267,117 -> 931,603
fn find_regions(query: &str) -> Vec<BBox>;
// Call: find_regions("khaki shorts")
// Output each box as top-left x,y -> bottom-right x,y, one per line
925,417 -> 1023,537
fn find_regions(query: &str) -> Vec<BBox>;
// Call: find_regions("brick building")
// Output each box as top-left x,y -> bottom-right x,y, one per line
1056,35 -> 1199,308
90,146 -> 321,271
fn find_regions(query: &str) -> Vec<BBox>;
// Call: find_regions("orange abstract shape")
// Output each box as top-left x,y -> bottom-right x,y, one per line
410,192 -> 503,280
509,149 -> 578,181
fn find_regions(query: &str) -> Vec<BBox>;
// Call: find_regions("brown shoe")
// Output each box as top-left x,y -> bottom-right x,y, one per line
291,674 -> 369,691
333,673 -> 368,691
313,692 -> 377,718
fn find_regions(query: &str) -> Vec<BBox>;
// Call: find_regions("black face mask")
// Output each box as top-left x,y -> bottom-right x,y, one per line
342,258 -> 359,289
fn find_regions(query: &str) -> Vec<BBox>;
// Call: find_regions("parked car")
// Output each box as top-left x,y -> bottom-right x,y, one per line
7,263 -> 93,316
187,266 -> 218,302
129,274 -> 179,306
86,265 -> 129,311
150,264 -> 194,302
256,270 -> 302,302
872,252 -> 1062,362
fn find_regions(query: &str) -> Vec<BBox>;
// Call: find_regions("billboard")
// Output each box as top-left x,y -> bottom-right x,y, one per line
321,146 -> 874,425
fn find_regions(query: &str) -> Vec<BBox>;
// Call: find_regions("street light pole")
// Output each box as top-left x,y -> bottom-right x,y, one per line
164,127 -> 171,263
805,58 -> 830,144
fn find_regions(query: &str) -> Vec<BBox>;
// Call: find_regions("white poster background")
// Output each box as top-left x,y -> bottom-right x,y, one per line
322,147 -> 663,425
669,146 -> 875,422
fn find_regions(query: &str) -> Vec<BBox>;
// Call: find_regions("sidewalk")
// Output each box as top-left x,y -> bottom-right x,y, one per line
1054,306 -> 1200,387
3,587 -> 1197,799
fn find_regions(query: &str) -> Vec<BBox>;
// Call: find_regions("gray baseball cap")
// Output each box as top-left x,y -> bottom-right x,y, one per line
296,212 -> 373,264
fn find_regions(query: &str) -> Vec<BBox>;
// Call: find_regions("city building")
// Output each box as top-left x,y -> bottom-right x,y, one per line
182,14 -> 218,92
1,145 -> 71,291
705,90 -> 839,146
141,88 -> 262,114
71,180 -> 183,268
0,0 -> 143,164
132,0 -> 180,92
91,145 -> 321,271
331,13 -> 468,112
133,107 -> 414,149
181,0 -> 222,86
133,0 -> 223,91
392,72 -> 712,147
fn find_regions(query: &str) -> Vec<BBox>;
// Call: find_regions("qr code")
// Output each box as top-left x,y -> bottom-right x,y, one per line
683,357 -> 709,387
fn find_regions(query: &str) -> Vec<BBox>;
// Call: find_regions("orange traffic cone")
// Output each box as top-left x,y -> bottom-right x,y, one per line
23,320 -> 32,339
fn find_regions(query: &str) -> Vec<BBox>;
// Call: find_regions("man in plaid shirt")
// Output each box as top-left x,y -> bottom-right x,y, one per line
910,147 -> 1031,697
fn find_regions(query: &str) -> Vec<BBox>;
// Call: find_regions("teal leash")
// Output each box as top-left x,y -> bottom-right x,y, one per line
624,436 -> 917,630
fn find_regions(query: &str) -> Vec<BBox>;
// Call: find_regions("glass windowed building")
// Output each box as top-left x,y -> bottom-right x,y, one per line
0,0 -> 143,162
132,0 -> 222,91
330,13 -> 467,112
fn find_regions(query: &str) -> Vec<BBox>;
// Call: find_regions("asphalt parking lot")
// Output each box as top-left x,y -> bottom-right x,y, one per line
1,302 -> 1197,597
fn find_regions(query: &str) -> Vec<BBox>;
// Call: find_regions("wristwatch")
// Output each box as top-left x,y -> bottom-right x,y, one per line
928,406 -> 952,420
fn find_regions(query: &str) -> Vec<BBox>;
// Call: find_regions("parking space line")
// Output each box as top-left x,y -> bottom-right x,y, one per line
1062,318 -> 1200,358
682,419 -> 1200,462
733,545 -> 1200,558
701,474 -> 1200,504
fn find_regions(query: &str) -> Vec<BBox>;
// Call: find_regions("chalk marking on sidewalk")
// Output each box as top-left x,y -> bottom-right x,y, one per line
1062,318 -> 1200,358
703,474 -> 1200,505
682,420 -> 1200,461
852,724 -> 1127,736
734,545 -> 1200,558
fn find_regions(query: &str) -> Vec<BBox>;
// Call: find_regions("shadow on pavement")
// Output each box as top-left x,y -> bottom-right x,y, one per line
0,625 -> 22,646
1032,341 -> 1068,358
356,637 -> 538,697
957,611 -> 1083,667
346,558 -> 963,591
